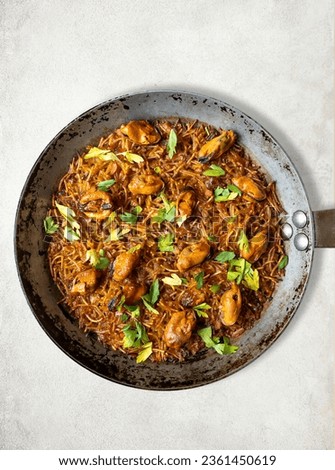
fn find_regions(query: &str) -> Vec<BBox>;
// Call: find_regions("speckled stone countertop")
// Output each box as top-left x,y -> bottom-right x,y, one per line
0,0 -> 334,450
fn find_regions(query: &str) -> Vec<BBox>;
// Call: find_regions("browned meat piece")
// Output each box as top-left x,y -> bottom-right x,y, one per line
219,283 -> 242,326
177,190 -> 196,217
232,176 -> 266,201
71,269 -> 99,295
240,230 -> 268,263
163,311 -> 196,349
113,251 -> 140,282
176,239 -> 210,272
128,174 -> 163,195
120,120 -> 161,145
198,130 -> 236,162
123,278 -> 147,304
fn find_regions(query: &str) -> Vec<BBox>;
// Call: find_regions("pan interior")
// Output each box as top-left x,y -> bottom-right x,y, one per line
15,91 -> 313,389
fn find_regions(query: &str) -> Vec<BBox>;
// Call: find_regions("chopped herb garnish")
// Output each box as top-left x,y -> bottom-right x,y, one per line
116,295 -> 126,312
278,255 -> 289,270
142,298 -> 159,314
154,166 -> 161,174
43,216 -> 59,235
194,271 -> 204,289
203,164 -> 225,177
162,273 -> 184,286
136,342 -> 153,363
55,202 -> 80,231
214,185 -> 241,202
158,233 -> 174,252
128,244 -> 142,254
124,304 -> 141,318
120,313 -> 128,323
142,279 -> 160,314
215,251 -> 236,263
97,179 -> 116,191
167,129 -> 177,158
105,227 -> 130,242
238,230 -> 249,252
210,284 -> 221,294
84,147 -> 119,161
227,258 -> 259,291
198,326 -> 239,355
193,302 -> 211,318
63,226 -> 80,242
122,321 -> 148,348
86,248 -> 110,270
119,151 -> 144,164
152,194 -> 176,224
208,235 -> 218,242
120,206 -> 142,224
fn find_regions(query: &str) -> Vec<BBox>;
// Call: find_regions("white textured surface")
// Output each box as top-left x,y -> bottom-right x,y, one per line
0,0 -> 334,450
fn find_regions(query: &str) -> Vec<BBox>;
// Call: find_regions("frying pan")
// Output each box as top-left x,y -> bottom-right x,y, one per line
14,91 -> 335,390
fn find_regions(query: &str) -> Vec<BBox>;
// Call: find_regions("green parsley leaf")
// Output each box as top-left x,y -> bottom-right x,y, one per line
122,325 -> 138,348
151,194 -> 176,224
119,151 -> 144,164
97,179 -> 116,191
278,255 -> 289,270
215,251 -> 236,263
128,244 -> 142,254
154,166 -> 161,174
116,295 -> 125,312
136,342 -> 153,363
84,147 -> 119,161
142,279 -> 160,314
158,233 -> 174,252
63,226 -> 80,242
148,279 -> 160,305
194,271 -> 204,289
120,206 -> 142,224
105,228 -> 130,242
124,304 -> 141,318
243,268 -> 259,291
176,215 -> 187,227
207,235 -> 218,242
142,297 -> 159,314
193,302 -> 211,318
227,258 -> 249,284
214,185 -> 241,202
238,230 -> 249,252
43,216 -> 59,235
85,248 -> 110,270
167,129 -> 177,158
55,202 -> 80,232
120,313 -> 128,323
210,284 -> 221,294
161,273 -> 184,286
198,326 -> 238,355
203,164 -> 225,177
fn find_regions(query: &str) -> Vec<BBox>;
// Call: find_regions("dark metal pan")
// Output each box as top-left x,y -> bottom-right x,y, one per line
14,91 -> 335,390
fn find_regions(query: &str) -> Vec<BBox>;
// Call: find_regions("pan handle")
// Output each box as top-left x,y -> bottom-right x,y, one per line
313,209 -> 335,248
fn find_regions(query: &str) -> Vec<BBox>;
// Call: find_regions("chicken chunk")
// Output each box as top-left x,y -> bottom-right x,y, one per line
164,311 -> 196,349
112,251 -> 140,282
71,269 -> 99,295
123,278 -> 147,304
80,190 -> 112,219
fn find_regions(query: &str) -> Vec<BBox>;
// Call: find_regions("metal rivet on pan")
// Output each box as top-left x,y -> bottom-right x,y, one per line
292,210 -> 307,228
294,233 -> 309,251
281,223 -> 293,240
